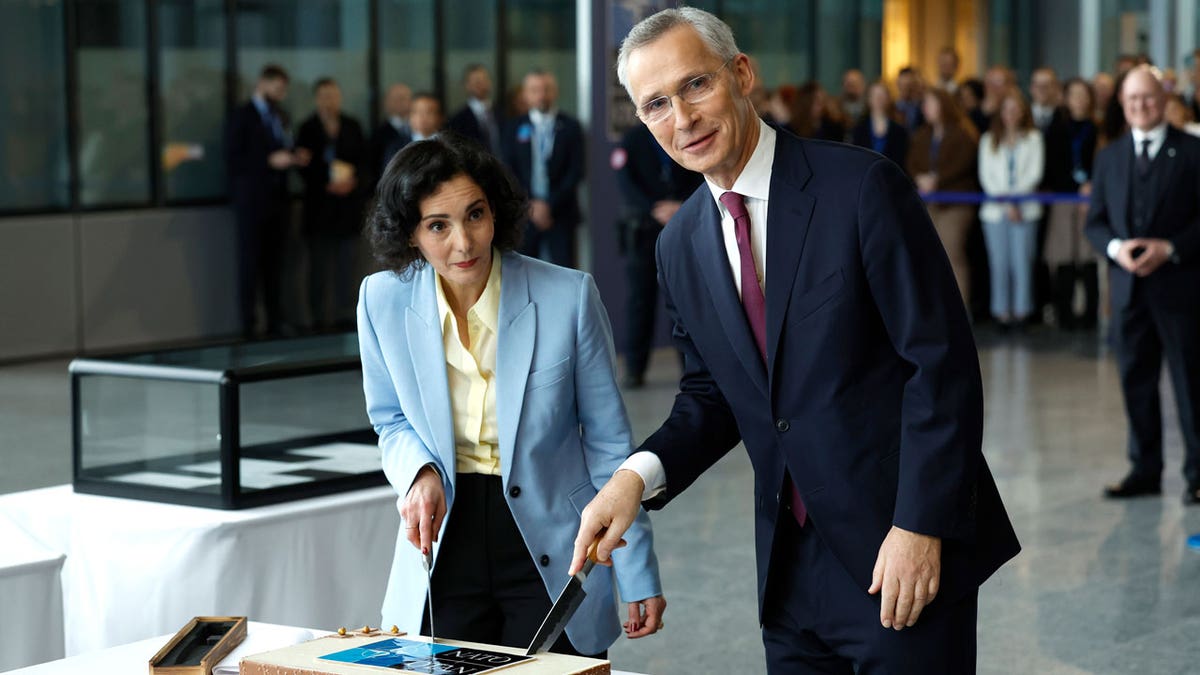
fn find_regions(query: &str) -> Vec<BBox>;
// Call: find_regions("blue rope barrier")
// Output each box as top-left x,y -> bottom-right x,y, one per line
921,191 -> 1091,205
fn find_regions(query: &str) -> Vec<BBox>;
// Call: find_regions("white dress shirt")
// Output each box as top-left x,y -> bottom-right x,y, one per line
618,119 -> 778,500
1106,122 -> 1169,260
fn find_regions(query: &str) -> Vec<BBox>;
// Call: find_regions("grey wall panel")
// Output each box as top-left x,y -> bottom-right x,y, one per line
0,216 -> 80,360
79,208 -> 239,352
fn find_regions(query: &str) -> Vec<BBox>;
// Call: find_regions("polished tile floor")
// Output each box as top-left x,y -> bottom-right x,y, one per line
2,327 -> 1198,674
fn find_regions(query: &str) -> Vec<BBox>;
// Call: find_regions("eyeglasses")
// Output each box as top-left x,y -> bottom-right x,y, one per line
636,58 -> 734,125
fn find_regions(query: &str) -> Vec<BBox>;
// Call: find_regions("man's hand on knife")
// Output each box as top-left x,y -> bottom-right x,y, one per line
569,469 -> 645,575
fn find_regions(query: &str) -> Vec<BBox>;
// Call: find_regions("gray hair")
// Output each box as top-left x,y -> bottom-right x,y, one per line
616,7 -> 740,99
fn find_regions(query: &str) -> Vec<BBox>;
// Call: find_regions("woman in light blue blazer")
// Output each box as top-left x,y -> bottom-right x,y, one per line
357,135 -> 664,657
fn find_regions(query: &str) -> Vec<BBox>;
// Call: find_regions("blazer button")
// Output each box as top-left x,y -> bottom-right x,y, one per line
540,554 -> 550,567
775,419 -> 790,432
509,485 -> 521,498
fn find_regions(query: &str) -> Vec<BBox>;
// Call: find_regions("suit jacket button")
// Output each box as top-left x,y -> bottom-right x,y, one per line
509,485 -> 521,498
775,419 -> 790,432
540,555 -> 550,567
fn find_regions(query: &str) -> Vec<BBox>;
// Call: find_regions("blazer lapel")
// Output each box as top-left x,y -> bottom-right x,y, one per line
764,135 -> 816,383
495,253 -> 534,483
404,266 -> 456,470
1112,136 -> 1132,237
1146,127 -> 1182,227
690,198 -> 768,398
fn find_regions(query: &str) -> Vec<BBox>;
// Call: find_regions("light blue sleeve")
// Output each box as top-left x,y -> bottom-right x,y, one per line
357,276 -> 449,509
572,273 -> 662,603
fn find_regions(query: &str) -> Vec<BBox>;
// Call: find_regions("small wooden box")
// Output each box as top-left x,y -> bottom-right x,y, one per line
149,616 -> 247,674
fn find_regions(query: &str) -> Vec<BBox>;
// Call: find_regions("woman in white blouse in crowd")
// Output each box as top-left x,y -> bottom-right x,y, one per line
978,87 -> 1044,329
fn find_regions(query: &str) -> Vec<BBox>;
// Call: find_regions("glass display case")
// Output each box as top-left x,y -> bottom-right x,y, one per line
70,333 -> 384,509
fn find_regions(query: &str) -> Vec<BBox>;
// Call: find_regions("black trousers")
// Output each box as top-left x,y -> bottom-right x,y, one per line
306,232 -> 359,332
1114,285 -> 1200,487
422,474 -> 597,657
762,513 -> 978,674
234,196 -> 288,337
623,221 -> 661,379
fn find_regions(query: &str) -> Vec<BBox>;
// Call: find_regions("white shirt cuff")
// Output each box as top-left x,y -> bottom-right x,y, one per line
1106,238 -> 1123,261
617,451 -> 666,501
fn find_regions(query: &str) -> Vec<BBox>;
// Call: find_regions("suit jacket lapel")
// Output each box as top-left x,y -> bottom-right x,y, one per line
1146,127 -> 1182,227
764,135 -> 816,382
404,265 -> 456,470
495,253 -> 534,483
1112,136 -> 1132,237
690,199 -> 768,398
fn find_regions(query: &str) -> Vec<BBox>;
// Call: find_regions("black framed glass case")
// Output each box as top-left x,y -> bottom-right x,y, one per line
70,333 -> 384,509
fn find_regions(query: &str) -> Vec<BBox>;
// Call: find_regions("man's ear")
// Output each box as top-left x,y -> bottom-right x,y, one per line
733,54 -> 756,98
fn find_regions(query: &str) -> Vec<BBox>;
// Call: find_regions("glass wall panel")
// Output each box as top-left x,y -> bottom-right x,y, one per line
1098,0 -> 1148,74
507,0 -> 577,117
236,0 -> 371,134
161,0 -> 227,202
0,0 -> 70,211
77,0 -> 151,207
816,0 -> 883,89
723,0 -> 814,89
379,0 -> 436,101
444,0 -> 497,115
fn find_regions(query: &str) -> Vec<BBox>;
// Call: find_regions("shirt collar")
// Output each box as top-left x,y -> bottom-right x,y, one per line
467,98 -> 489,117
389,115 -> 407,132
705,118 -> 777,212
434,250 -> 502,336
252,94 -> 270,117
529,108 -> 557,127
1131,122 -> 1168,147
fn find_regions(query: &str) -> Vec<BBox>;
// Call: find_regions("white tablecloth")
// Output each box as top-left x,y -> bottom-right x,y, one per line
0,485 -> 399,656
0,518 -> 66,671
6,621 -> 650,675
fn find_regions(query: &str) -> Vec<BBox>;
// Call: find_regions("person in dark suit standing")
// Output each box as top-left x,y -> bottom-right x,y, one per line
225,64 -> 308,338
851,79 -> 910,167
571,8 -> 1019,673
504,70 -> 585,268
614,123 -> 703,388
447,64 -> 502,156
371,83 -> 412,176
296,77 -> 370,332
1085,66 -> 1200,505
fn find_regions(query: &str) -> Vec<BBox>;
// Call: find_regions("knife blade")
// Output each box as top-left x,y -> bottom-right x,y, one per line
525,542 -> 599,655
422,549 -> 436,645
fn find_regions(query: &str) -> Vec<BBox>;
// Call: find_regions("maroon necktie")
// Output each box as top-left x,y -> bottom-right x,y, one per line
719,191 -> 807,527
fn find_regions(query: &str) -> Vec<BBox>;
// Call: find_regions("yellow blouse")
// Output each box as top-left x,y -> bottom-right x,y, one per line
435,255 -> 502,476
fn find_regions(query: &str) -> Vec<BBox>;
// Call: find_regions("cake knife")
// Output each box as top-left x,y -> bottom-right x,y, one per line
422,549 -> 436,645
525,541 -> 600,655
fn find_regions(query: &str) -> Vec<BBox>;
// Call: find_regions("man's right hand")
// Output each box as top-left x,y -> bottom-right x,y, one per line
1115,238 -> 1148,274
530,200 -> 553,231
569,469 -> 645,575
401,465 -> 446,556
268,150 -> 293,170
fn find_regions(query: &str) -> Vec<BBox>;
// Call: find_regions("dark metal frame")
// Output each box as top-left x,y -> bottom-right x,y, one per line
69,350 -> 384,510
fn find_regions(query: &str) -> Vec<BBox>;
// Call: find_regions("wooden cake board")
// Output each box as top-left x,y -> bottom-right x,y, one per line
239,630 -> 609,675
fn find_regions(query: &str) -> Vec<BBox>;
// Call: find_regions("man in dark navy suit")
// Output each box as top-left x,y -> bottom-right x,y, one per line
1085,66 -> 1200,505
615,123 -> 703,388
504,70 -> 585,268
447,64 -> 502,156
225,64 -> 308,338
371,82 -> 413,176
570,9 -> 1019,673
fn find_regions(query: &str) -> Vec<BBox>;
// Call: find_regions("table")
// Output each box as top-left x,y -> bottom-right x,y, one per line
7,622 -> 649,675
6,621 -> 318,674
0,484 -> 399,656
0,519 -> 65,671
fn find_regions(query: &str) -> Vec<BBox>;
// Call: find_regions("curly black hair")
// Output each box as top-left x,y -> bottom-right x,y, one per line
367,133 -> 527,276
